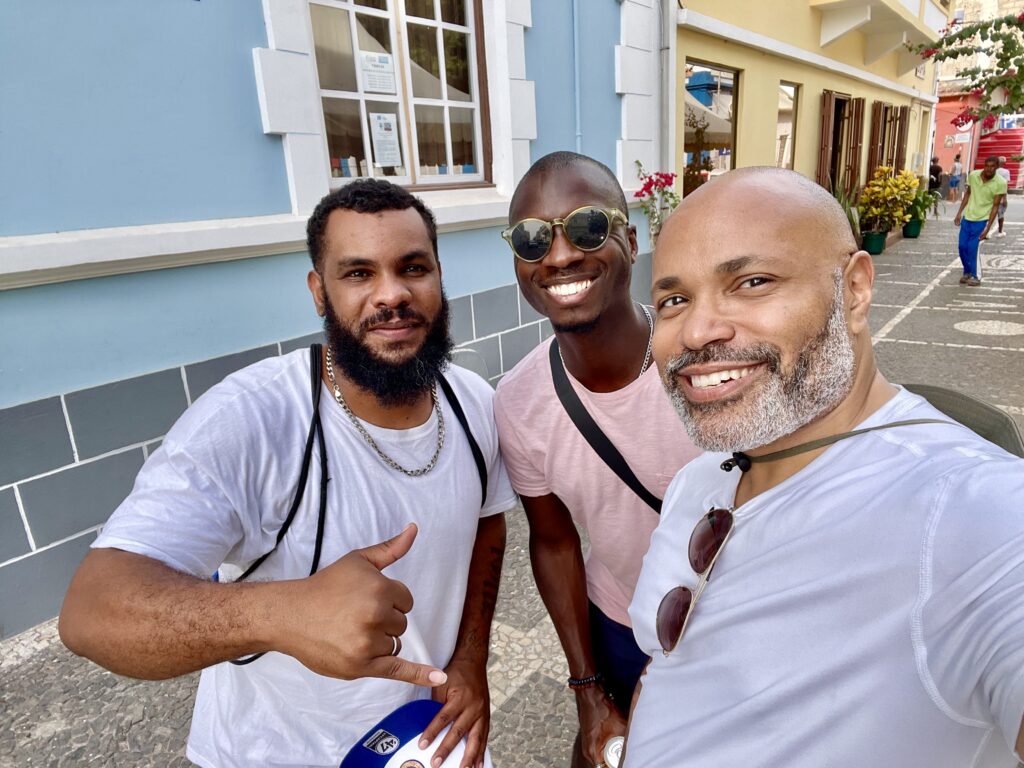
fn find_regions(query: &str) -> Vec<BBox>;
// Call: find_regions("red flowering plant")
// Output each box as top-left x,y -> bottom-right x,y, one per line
911,12 -> 1024,127
634,160 -> 681,243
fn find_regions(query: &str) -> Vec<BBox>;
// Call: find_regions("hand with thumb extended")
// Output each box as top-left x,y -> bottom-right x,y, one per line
272,523 -> 447,687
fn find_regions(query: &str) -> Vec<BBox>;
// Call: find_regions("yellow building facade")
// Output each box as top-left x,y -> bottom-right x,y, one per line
673,0 -> 951,193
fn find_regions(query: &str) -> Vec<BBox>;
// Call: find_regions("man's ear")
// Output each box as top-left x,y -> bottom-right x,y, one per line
628,224 -> 638,264
307,269 -> 326,317
844,251 -> 874,336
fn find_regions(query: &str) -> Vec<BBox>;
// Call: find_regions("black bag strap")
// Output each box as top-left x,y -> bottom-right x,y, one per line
437,373 -> 488,509
230,343 -> 327,666
549,340 -> 662,514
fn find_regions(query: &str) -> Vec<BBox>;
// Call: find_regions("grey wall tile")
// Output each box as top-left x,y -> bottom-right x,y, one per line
540,319 -> 554,340
449,295 -> 475,344
20,449 -> 144,548
472,285 -> 519,338
451,348 -> 490,380
65,371 -> 187,460
630,251 -> 653,306
0,488 -> 30,562
281,332 -> 324,355
518,291 -> 544,324
500,324 -> 542,373
186,345 -> 278,401
459,337 -> 500,382
0,531 -> 94,640
0,398 -> 74,486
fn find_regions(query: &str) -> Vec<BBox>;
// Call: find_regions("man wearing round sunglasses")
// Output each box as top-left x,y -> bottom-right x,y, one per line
493,152 -> 701,768
623,167 -> 1024,767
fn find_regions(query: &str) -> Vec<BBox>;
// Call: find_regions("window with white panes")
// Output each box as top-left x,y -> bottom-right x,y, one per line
309,0 -> 488,187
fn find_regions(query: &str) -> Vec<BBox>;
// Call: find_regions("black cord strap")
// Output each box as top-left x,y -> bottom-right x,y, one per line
437,372 -> 488,509
720,419 -> 954,472
549,340 -> 661,513
230,344 -> 327,666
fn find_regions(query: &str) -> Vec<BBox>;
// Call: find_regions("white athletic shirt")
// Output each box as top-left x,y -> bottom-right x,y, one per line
627,388 -> 1024,767
93,350 -> 517,768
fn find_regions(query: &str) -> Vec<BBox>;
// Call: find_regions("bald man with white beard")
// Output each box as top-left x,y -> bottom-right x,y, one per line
623,168 -> 1024,768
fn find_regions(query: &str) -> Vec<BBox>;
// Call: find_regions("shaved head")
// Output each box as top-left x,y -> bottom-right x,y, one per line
510,151 -> 628,219
650,166 -> 880,453
662,167 -> 859,264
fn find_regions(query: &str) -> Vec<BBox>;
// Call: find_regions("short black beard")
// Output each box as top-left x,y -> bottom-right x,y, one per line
323,295 -> 453,408
551,317 -> 600,334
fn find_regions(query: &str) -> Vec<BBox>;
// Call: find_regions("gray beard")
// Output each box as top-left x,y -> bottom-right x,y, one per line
663,272 -> 856,453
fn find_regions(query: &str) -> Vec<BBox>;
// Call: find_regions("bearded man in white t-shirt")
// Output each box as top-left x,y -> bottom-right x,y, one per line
624,167 -> 1024,767
59,179 -> 517,768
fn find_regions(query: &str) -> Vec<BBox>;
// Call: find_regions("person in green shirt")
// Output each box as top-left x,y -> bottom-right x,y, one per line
954,156 -> 1008,286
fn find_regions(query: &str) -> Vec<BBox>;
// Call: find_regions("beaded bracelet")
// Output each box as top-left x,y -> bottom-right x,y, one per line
567,672 -> 604,690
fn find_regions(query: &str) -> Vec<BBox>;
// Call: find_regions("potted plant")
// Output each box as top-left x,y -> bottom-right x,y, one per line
857,167 -> 916,255
902,183 -> 942,238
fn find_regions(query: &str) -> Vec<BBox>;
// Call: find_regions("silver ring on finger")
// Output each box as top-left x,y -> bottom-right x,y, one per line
390,635 -> 401,656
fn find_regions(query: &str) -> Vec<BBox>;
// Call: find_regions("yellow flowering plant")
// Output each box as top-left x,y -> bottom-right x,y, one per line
857,167 -> 919,233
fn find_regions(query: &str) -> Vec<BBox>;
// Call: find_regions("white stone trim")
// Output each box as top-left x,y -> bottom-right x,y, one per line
504,0 -> 534,186
615,0 -> 663,190
865,30 -> 909,65
820,5 -> 872,47
253,0 -> 331,217
678,9 -> 938,104
0,188 -> 511,290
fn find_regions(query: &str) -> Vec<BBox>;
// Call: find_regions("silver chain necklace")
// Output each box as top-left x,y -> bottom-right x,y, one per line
324,348 -> 445,477
559,303 -> 654,380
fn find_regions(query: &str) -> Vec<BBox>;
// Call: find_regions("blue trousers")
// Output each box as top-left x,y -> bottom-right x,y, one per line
588,601 -> 649,712
958,218 -> 987,277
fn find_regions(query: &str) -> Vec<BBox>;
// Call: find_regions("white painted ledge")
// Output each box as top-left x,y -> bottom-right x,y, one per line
0,187 -> 512,290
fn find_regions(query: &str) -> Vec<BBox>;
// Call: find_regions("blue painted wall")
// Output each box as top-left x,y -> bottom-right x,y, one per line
0,1 -> 291,237
524,0 -> 621,170
0,227 -> 512,408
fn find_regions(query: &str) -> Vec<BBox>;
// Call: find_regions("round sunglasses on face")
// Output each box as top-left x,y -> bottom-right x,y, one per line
655,507 -> 734,656
501,205 -> 628,263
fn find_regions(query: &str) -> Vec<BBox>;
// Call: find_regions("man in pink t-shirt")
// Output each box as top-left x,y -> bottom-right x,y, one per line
493,152 -> 701,767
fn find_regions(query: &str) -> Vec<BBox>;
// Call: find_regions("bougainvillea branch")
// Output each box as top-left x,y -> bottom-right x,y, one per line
912,12 -> 1024,126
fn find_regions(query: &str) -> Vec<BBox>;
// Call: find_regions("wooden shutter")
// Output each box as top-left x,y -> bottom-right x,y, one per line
894,105 -> 911,171
817,90 -> 837,188
866,101 -> 885,181
845,97 -> 865,193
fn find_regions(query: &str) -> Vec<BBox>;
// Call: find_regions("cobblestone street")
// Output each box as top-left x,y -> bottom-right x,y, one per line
2,215 -> 1023,767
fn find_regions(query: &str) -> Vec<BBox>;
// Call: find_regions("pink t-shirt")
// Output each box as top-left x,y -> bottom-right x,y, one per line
494,338 -> 702,626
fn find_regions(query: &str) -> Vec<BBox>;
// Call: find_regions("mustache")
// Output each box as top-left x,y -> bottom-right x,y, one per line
664,343 -> 782,377
360,306 -> 428,332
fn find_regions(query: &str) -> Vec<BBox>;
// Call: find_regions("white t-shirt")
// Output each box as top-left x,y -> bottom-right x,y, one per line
94,350 -> 517,768
997,167 -> 1012,186
627,388 -> 1024,767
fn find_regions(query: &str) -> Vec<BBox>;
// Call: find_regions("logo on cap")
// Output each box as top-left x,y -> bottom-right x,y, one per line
362,729 -> 400,755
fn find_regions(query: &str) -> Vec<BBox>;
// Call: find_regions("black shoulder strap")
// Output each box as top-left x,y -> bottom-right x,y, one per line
549,340 -> 661,514
231,344 -> 326,666
437,373 -> 488,509
235,343 -> 324,582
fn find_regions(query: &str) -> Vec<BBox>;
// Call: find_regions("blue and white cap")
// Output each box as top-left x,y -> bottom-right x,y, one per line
340,699 -> 494,768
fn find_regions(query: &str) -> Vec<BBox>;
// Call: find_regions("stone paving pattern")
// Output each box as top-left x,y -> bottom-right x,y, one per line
3,212 -> 1024,767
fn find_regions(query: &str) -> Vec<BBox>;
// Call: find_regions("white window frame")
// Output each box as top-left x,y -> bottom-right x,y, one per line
311,0 -> 486,188
396,0 -> 486,185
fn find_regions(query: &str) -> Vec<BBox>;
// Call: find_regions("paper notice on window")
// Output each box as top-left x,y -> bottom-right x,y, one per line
369,112 -> 402,167
361,52 -> 396,94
